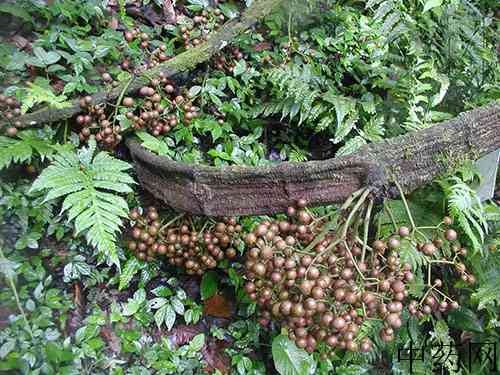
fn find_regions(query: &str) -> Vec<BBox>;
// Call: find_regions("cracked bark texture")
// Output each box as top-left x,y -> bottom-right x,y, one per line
0,0 -> 286,129
127,101 -> 500,216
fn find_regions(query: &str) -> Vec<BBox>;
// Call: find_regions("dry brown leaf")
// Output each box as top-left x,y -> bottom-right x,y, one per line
203,294 -> 234,318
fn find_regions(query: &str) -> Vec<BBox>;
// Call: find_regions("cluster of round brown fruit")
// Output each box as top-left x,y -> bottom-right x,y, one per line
124,28 -> 152,49
0,95 -> 22,136
213,47 -> 245,73
178,6 -> 228,50
120,77 -> 199,136
145,44 -> 172,68
76,96 -> 123,147
242,200 -> 466,353
127,206 -> 241,274
179,24 -> 209,50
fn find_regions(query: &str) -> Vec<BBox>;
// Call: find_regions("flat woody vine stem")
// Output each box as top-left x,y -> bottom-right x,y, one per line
1,0 -> 286,129
127,101 -> 500,216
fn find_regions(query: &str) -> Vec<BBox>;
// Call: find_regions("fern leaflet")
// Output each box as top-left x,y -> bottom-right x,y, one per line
30,138 -> 135,269
438,176 -> 488,253
0,128 -> 55,170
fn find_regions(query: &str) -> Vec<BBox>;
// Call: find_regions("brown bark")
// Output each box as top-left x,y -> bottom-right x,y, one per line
1,0 -> 286,129
127,101 -> 500,216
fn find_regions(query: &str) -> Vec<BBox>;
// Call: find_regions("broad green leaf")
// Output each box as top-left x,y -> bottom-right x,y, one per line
164,304 -> 176,330
0,4 -> 32,24
155,304 -> 167,329
272,335 -> 315,375
335,365 -> 370,375
188,333 -> 205,352
0,339 -> 15,359
188,85 -> 202,97
201,271 -> 218,300
171,297 -> 185,315
136,131 -> 172,157
423,0 -> 443,12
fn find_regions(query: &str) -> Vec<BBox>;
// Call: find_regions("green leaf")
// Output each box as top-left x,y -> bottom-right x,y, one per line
219,3 -> 240,19
164,304 -> 176,330
423,0 -> 443,12
119,258 -> 141,290
430,73 -> 450,107
122,299 -> 142,316
447,307 -> 483,333
0,339 -> 15,359
0,128 -> 55,170
155,304 -> 167,329
324,93 -> 358,143
336,136 -> 366,157
201,271 -> 218,300
188,333 -> 205,352
272,335 -> 315,375
188,85 -> 202,97
149,297 -> 168,309
335,365 -> 370,375
136,131 -> 172,157
30,138 -> 134,270
20,80 -> 70,113
171,297 -> 185,315
233,60 -> 247,76
152,285 -> 173,297
0,4 -> 32,24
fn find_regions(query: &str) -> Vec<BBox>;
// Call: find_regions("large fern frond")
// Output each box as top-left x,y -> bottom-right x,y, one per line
29,138 -> 135,269
0,128 -> 55,170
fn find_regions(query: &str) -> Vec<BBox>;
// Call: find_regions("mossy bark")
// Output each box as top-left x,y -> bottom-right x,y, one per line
127,101 -> 500,216
2,0 -> 287,129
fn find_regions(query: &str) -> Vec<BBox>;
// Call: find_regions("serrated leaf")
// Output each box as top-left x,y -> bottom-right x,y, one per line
0,129 -> 55,170
30,138 -> 134,270
336,136 -> 366,157
119,258 -> 141,290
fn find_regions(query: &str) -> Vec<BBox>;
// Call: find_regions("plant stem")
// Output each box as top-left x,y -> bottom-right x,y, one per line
111,78 -> 134,127
341,188 -> 371,240
159,214 -> 185,233
394,180 -> 416,230
361,198 -> 374,263
0,247 -> 33,338
383,200 -> 399,231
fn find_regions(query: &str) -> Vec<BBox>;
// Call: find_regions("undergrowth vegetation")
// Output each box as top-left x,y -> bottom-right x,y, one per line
0,0 -> 498,374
